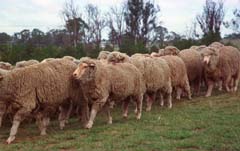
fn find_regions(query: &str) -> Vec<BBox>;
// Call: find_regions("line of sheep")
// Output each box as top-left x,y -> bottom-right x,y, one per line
0,41 -> 239,144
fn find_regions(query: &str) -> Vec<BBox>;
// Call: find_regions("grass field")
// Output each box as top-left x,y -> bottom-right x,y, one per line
0,91 -> 240,151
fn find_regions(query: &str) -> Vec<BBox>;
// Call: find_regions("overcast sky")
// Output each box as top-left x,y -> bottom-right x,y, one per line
0,0 -> 239,37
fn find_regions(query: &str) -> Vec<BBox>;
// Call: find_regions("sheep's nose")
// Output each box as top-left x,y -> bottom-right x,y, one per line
73,72 -> 77,77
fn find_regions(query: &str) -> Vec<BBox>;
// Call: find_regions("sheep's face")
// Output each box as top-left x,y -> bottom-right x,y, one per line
98,51 -> 110,60
107,52 -> 129,64
201,47 -> 219,71
73,62 -> 96,82
0,63 -> 12,70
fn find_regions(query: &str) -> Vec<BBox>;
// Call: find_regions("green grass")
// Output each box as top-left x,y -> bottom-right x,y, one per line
0,91 -> 240,151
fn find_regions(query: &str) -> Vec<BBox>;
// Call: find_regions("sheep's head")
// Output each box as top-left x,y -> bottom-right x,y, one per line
107,52 -> 129,64
163,46 -> 180,56
209,42 -> 224,49
0,62 -> 12,70
73,58 -> 97,82
97,51 -> 110,60
200,47 -> 219,71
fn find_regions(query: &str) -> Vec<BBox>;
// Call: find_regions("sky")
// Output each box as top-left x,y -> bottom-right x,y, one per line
0,0 -> 239,37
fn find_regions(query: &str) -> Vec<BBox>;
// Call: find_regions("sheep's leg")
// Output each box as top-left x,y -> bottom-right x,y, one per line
165,92 -> 172,109
36,112 -> 50,136
159,93 -> 164,107
105,104 -> 112,124
194,78 -> 201,96
135,94 -> 143,120
146,93 -> 156,112
183,80 -> 192,100
233,77 -> 239,92
122,99 -> 130,118
65,102 -> 73,124
58,102 -> 73,130
6,108 -> 30,144
80,97 -> 90,125
223,76 -> 231,92
206,80 -> 214,97
85,97 -> 107,129
0,103 -> 7,127
176,88 -> 182,100
218,80 -> 223,91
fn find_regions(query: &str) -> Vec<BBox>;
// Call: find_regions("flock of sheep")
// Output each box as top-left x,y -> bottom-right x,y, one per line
0,41 -> 239,144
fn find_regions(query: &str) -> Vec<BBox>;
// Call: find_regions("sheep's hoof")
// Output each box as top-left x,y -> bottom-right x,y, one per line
205,94 -> 211,97
136,114 -> 141,120
6,136 -> 15,144
168,104 -> 172,109
85,122 -> 93,129
122,114 -> 128,119
59,121 -> 65,130
134,109 -> 138,114
146,108 -> 151,112
160,102 -> 164,107
108,120 -> 112,125
40,131 -> 47,136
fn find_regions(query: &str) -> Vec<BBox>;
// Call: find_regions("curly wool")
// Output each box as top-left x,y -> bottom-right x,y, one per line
0,62 -> 13,70
15,59 -> 39,68
179,49 -> 203,94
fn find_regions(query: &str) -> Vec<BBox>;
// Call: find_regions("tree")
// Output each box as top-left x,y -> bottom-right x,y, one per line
84,4 -> 106,48
196,0 -> 225,44
107,5 -> 126,47
62,0 -> 88,47
0,33 -> 11,44
224,9 -> 240,33
123,0 -> 160,52
30,28 -> 45,47
151,25 -> 168,48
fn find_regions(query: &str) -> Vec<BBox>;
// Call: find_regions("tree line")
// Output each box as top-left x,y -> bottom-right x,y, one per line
0,0 -> 239,64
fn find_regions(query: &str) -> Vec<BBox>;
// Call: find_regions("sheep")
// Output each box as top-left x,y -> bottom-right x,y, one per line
15,59 -> 39,68
209,42 -> 224,49
107,52 -> 172,111
161,46 -> 180,56
190,45 -> 207,51
200,46 -> 240,97
72,57 -> 145,129
158,55 -> 191,100
97,51 -> 111,60
62,56 -> 76,61
41,58 -> 55,63
178,49 -> 203,96
0,62 -> 13,70
0,59 -> 84,144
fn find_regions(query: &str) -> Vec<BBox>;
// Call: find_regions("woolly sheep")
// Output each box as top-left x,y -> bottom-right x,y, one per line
41,58 -> 55,63
179,49 -> 203,96
97,51 -> 111,60
0,59 -> 83,144
107,52 -> 172,111
15,59 -> 39,68
190,45 -> 207,51
200,46 -> 240,97
0,62 -> 13,70
73,57 -> 145,129
209,42 -> 224,49
158,55 -> 191,100
62,56 -> 76,61
161,46 -> 180,55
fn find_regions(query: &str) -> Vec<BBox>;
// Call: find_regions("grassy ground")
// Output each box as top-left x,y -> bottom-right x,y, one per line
0,91 -> 240,151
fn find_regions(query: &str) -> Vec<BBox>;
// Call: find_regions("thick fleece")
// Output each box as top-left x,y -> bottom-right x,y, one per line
73,58 -> 145,129
200,46 -> 240,97
0,59 -> 83,144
